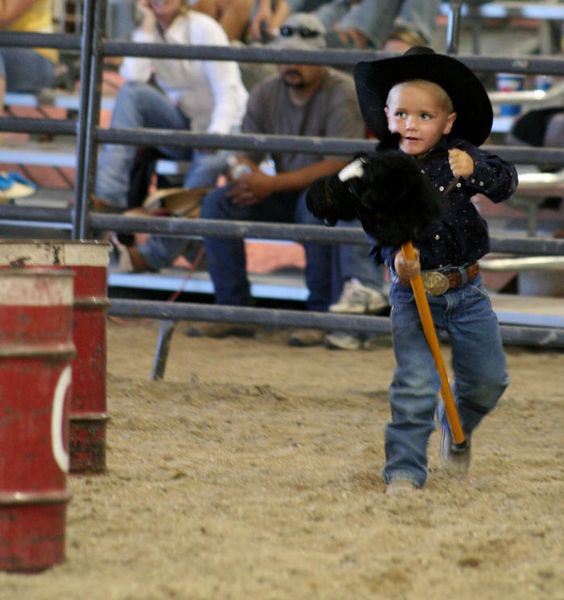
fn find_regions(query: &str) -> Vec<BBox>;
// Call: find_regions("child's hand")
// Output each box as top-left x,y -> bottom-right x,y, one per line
395,247 -> 421,281
448,148 -> 474,179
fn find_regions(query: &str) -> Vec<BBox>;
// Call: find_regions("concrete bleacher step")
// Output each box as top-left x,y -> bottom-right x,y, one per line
4,91 -> 116,112
108,268 -> 309,303
0,141 -> 187,175
0,141 -> 78,168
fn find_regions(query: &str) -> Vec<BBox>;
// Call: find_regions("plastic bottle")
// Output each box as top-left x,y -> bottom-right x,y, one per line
227,155 -> 252,180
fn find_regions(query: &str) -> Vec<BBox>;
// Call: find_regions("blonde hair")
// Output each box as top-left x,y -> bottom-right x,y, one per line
389,79 -> 454,113
384,26 -> 427,48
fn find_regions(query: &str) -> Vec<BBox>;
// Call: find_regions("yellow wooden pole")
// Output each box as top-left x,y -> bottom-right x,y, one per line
401,241 -> 466,446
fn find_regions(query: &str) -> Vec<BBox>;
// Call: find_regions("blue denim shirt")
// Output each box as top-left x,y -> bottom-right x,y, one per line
373,137 -> 518,271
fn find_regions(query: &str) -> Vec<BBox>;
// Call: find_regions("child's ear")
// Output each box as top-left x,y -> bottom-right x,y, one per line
443,111 -> 456,135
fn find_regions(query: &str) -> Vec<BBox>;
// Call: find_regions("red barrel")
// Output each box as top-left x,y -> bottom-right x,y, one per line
0,241 -> 111,473
0,269 -> 75,572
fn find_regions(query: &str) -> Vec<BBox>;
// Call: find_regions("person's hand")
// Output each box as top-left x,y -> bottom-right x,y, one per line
227,168 -> 274,207
249,4 -> 273,42
137,0 -> 157,32
394,246 -> 420,281
448,148 -> 474,179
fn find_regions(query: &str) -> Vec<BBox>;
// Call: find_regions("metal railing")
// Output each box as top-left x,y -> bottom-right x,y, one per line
0,0 -> 563,365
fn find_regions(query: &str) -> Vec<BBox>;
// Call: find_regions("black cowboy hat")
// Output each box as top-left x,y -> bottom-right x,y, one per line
353,46 -> 493,146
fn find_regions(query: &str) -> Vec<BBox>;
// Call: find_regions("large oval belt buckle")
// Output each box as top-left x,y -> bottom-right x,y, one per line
421,271 -> 450,296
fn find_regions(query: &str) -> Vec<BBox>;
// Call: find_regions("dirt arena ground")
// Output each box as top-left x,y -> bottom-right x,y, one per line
2,318 -> 563,599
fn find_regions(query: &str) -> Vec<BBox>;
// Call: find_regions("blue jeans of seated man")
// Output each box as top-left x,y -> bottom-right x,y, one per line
139,200 -> 386,288
200,185 -> 332,311
0,48 -> 55,91
333,218 -> 385,294
383,276 -> 508,488
96,82 -> 230,209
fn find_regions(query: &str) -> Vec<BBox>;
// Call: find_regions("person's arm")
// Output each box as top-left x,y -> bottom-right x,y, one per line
0,0 -> 36,28
249,0 -> 290,41
194,17 -> 248,134
119,0 -> 158,82
270,0 -> 290,30
454,143 -> 518,203
228,157 -> 348,207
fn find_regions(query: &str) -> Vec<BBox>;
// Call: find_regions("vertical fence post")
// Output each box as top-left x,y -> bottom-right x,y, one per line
73,0 -> 106,240
446,0 -> 463,54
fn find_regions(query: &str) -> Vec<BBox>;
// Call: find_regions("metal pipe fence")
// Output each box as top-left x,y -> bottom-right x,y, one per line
0,3 -> 563,358
1,207 -> 563,255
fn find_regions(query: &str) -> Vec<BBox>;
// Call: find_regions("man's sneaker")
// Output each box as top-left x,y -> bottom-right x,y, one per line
439,426 -> 472,477
385,480 -> 418,496
109,236 -> 134,273
0,171 -> 37,201
325,331 -> 363,350
329,278 -> 388,314
109,236 -> 151,273
288,329 -> 325,347
185,322 -> 256,339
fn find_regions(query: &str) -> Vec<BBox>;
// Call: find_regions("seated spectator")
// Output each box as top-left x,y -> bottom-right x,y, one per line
0,0 -> 58,115
510,105 -> 564,223
381,24 -> 428,54
180,12 -> 387,346
286,0 -> 439,49
0,0 -> 59,195
191,0 -> 290,44
95,0 -> 248,212
190,0 -> 256,42
113,11 -> 388,346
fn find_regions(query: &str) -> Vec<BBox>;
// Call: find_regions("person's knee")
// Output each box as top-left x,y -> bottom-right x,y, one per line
458,368 -> 508,414
295,189 -> 322,225
117,81 -> 155,105
201,187 -> 229,219
475,374 -> 509,411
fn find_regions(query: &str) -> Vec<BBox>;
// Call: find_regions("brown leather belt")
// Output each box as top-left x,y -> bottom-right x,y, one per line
401,263 -> 480,296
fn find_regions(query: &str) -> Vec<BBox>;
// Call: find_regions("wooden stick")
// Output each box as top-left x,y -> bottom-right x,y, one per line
401,241 -> 466,446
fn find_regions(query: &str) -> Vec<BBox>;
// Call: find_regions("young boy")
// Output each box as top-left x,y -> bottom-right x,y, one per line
352,47 -> 519,495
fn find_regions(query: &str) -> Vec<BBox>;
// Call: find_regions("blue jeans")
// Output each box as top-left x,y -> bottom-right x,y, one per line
316,0 -> 440,48
0,49 -> 55,91
383,276 -> 508,487
96,82 -> 229,209
332,220 -> 385,292
195,185 -> 383,311
200,186 -> 330,311
140,201 -> 385,294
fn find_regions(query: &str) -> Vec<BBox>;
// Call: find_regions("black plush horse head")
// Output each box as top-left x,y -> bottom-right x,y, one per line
306,150 -> 443,245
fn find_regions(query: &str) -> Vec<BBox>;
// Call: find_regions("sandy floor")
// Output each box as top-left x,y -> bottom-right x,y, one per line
1,318 -> 563,600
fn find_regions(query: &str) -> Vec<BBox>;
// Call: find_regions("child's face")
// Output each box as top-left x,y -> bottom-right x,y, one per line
385,81 -> 456,157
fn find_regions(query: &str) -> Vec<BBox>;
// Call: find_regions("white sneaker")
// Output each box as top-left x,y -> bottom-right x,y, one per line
109,236 -> 134,273
439,426 -> 472,477
385,480 -> 418,496
325,331 -> 363,350
329,278 -> 388,314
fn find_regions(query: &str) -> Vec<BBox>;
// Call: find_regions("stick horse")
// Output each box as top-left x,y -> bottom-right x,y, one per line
307,146 -> 467,451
